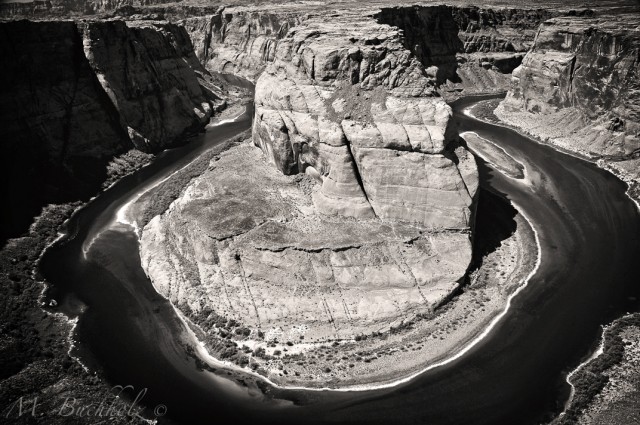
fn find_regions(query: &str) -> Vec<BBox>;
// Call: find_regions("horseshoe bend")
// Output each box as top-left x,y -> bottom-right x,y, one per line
0,1 -> 639,424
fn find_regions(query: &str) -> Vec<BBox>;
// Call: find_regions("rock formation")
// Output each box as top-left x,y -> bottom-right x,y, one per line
252,11 -> 478,228
374,5 -> 555,98
496,13 -> 640,195
178,4 -> 553,96
183,10 -> 304,81
141,143 -> 474,344
0,0 -> 178,18
0,19 -> 224,241
80,20 -> 219,150
139,8 -> 480,386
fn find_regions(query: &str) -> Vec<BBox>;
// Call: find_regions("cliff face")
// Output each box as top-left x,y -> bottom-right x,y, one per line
496,14 -> 640,191
0,0 -> 179,17
141,143 -> 474,342
0,19 -> 221,241
139,140 -> 475,386
253,11 -> 478,229
374,5 -> 554,98
178,5 -> 552,94
80,20 -> 218,150
182,10 -> 303,81
139,6 -> 484,387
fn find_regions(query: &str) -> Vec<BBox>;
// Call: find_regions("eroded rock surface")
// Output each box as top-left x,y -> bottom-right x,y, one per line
374,5 -> 555,98
496,13 -> 640,196
252,12 -> 478,229
140,143 -> 473,381
0,19 -> 224,240
80,20 -> 221,150
183,10 -> 303,81
140,8 -> 485,387
175,4 -> 558,95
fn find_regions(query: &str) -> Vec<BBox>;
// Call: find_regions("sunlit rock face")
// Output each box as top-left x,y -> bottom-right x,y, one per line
183,11 -> 304,81
497,15 -> 640,161
252,12 -> 478,229
139,8 -> 482,383
0,0 -> 181,17
140,142 -> 475,343
180,4 -> 554,99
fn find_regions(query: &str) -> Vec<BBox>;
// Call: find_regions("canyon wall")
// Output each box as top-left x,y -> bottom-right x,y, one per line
178,5 -> 553,94
252,11 -> 478,229
141,142 -> 475,343
0,0 -> 178,17
139,7 -> 483,380
374,5 -> 555,98
182,10 -> 304,81
0,19 -> 222,241
80,20 -> 220,150
496,14 -> 640,194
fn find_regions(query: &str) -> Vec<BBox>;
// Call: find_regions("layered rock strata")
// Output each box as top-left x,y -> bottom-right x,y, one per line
495,14 -> 640,196
0,0 -> 180,18
183,10 -> 304,81
140,9 -> 480,386
141,141 -> 474,346
252,12 -> 478,229
0,19 -> 223,240
80,20 -> 220,150
374,5 -> 555,97
158,4 -> 555,94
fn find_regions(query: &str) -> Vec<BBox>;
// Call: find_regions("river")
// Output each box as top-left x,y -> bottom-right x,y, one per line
38,95 -> 640,425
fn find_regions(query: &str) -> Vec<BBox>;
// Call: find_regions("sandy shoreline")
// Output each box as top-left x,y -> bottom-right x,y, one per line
468,100 -> 640,210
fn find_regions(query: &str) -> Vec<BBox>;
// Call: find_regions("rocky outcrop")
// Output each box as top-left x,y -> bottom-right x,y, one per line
253,12 -> 478,229
0,19 -> 222,241
178,4 -> 554,94
140,142 -> 474,373
80,20 -> 220,150
496,13 -> 640,191
374,5 -> 555,98
138,7 -> 495,388
182,10 -> 303,81
0,1 -> 53,18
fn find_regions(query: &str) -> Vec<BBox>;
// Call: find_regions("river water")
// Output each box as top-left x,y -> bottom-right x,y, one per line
39,96 -> 640,425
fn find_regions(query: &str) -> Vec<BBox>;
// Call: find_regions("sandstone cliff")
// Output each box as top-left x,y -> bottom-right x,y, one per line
496,13 -> 640,195
139,6 -> 486,387
178,4 -> 553,95
374,5 -> 555,98
80,20 -> 220,150
0,19 -> 222,241
0,0 -> 179,18
182,9 -> 304,81
253,11 -> 478,229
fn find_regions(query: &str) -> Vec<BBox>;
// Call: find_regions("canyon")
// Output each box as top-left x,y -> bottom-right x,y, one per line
0,17 -> 234,241
137,2 -> 562,387
0,0 -> 638,422
495,11 -> 640,202
0,2 -> 583,242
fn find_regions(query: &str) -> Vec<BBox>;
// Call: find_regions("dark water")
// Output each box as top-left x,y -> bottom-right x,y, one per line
39,96 -> 640,425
